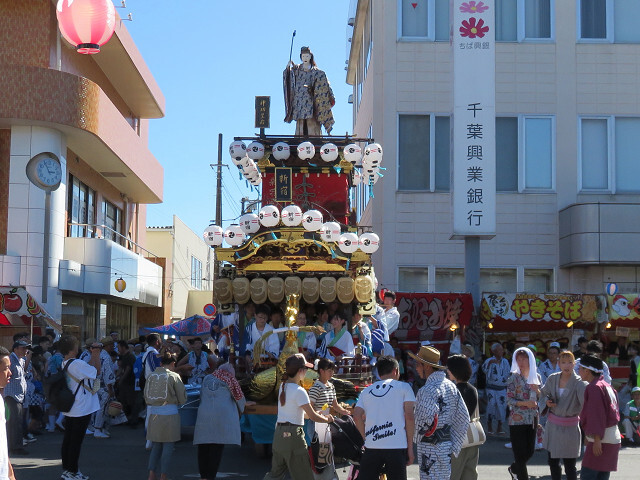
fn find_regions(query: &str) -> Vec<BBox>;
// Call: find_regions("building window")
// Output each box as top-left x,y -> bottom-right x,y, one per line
399,0 -> 449,41
524,269 -> 554,292
435,268 -> 517,292
399,267 -> 429,292
398,114 -> 450,191
580,116 -> 640,193
496,116 -> 555,192
579,0 -> 639,42
102,200 -> 122,243
496,0 -> 553,42
191,256 -> 202,289
67,175 -> 95,238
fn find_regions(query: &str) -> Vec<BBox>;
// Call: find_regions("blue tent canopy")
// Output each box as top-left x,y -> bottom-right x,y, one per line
139,315 -> 212,337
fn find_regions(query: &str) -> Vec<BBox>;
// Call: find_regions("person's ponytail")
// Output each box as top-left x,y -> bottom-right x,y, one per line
279,373 -> 289,406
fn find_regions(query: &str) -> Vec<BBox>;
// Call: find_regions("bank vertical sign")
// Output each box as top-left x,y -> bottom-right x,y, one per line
451,0 -> 496,238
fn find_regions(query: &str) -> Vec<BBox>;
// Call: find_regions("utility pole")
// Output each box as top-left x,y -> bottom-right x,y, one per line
210,133 -> 224,280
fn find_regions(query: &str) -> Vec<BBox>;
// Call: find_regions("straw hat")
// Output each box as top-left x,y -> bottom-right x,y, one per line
461,343 -> 475,358
408,346 -> 446,370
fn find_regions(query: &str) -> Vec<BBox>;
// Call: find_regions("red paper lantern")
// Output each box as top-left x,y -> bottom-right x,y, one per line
56,0 -> 116,54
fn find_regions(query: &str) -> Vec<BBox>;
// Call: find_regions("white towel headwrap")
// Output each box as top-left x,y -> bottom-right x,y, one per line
510,347 -> 540,385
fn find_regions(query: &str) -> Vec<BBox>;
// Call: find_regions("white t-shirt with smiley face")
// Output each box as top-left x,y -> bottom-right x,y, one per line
355,379 -> 416,449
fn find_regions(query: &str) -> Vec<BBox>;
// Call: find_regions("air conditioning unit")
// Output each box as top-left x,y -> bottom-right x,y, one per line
348,17 -> 355,27
348,94 -> 354,104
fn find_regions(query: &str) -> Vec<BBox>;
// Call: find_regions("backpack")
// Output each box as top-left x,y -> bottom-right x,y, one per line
134,351 -> 155,391
43,359 -> 83,413
133,353 -> 146,391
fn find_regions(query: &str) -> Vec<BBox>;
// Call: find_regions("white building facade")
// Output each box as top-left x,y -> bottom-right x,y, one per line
346,0 -> 640,296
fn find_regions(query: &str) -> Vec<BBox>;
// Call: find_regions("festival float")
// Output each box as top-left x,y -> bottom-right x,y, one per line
201,46 -> 386,434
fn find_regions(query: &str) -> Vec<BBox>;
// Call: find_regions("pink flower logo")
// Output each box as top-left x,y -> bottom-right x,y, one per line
460,1 -> 489,14
460,17 -> 489,39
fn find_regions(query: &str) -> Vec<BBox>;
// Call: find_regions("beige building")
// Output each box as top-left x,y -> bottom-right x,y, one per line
346,0 -> 640,295
145,216 -> 213,325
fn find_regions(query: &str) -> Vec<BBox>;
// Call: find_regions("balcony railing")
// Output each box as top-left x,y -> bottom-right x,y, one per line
67,223 -> 158,259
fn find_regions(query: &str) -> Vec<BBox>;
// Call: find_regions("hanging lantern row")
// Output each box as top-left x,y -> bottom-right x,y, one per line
56,0 -> 116,54
202,204 -> 380,254
228,140 -> 383,187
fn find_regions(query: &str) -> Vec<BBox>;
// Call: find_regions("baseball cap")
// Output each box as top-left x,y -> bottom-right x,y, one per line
12,340 -> 31,349
632,386 -> 640,394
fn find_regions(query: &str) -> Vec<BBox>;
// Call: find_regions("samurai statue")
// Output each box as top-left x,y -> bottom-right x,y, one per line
284,46 -> 335,136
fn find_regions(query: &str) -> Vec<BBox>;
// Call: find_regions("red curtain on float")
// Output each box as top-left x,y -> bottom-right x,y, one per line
261,172 -> 350,225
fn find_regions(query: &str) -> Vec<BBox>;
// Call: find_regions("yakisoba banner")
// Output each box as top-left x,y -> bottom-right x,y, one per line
481,293 -> 606,323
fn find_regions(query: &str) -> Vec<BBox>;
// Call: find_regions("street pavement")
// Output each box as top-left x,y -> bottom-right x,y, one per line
10,424 -> 640,479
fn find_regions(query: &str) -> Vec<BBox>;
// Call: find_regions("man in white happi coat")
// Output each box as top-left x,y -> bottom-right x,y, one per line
410,346 -> 469,480
374,291 -> 400,341
243,305 -> 280,362
80,338 -> 115,438
482,342 -> 511,435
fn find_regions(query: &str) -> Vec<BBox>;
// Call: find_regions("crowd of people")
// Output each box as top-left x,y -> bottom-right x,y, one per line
0,295 -> 638,480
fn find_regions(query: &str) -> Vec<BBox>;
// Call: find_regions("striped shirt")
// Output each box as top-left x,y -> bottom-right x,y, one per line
308,379 -> 336,410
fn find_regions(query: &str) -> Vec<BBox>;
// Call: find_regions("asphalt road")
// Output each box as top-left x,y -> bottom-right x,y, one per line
10,423 -> 640,479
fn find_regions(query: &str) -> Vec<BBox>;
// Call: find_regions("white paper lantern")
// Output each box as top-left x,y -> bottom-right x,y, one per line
338,232 -> 359,254
297,141 -> 315,160
352,171 -> 362,186
359,232 -> 380,253
272,142 -> 290,161
247,141 -> 265,160
320,143 -> 339,162
364,143 -> 383,166
223,225 -> 245,247
320,222 -> 341,242
249,175 -> 262,186
365,173 -> 379,185
259,205 -> 280,227
229,141 -> 247,161
203,225 -> 224,247
343,144 -> 362,165
239,213 -> 260,234
232,155 -> 250,168
302,209 -> 323,231
281,205 -> 303,226
242,160 -> 259,180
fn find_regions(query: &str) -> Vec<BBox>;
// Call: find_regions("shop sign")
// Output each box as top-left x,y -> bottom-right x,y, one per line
481,293 -> 605,323
608,294 -> 640,320
452,0 -> 496,237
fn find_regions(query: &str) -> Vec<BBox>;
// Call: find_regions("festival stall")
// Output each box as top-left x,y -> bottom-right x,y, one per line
480,292 -> 607,356
0,286 -> 61,347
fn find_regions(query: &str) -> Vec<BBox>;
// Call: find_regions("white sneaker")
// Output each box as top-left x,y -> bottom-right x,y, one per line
85,429 -> 94,435
536,442 -> 544,450
505,442 -> 512,448
61,471 -> 75,480
74,471 -> 89,480
93,429 -> 109,439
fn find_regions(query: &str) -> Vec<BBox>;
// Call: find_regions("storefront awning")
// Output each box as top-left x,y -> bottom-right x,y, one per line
0,286 -> 62,332
480,293 -> 607,332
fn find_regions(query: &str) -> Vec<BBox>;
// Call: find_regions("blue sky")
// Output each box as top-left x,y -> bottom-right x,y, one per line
126,1 -> 354,235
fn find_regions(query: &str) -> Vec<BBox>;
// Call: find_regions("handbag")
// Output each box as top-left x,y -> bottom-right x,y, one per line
310,423 -> 334,471
462,402 -> 486,448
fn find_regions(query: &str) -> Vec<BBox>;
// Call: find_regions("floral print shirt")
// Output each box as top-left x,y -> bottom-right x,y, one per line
506,372 -> 540,426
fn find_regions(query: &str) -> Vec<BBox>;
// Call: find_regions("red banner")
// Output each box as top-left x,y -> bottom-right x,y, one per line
395,293 -> 473,342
